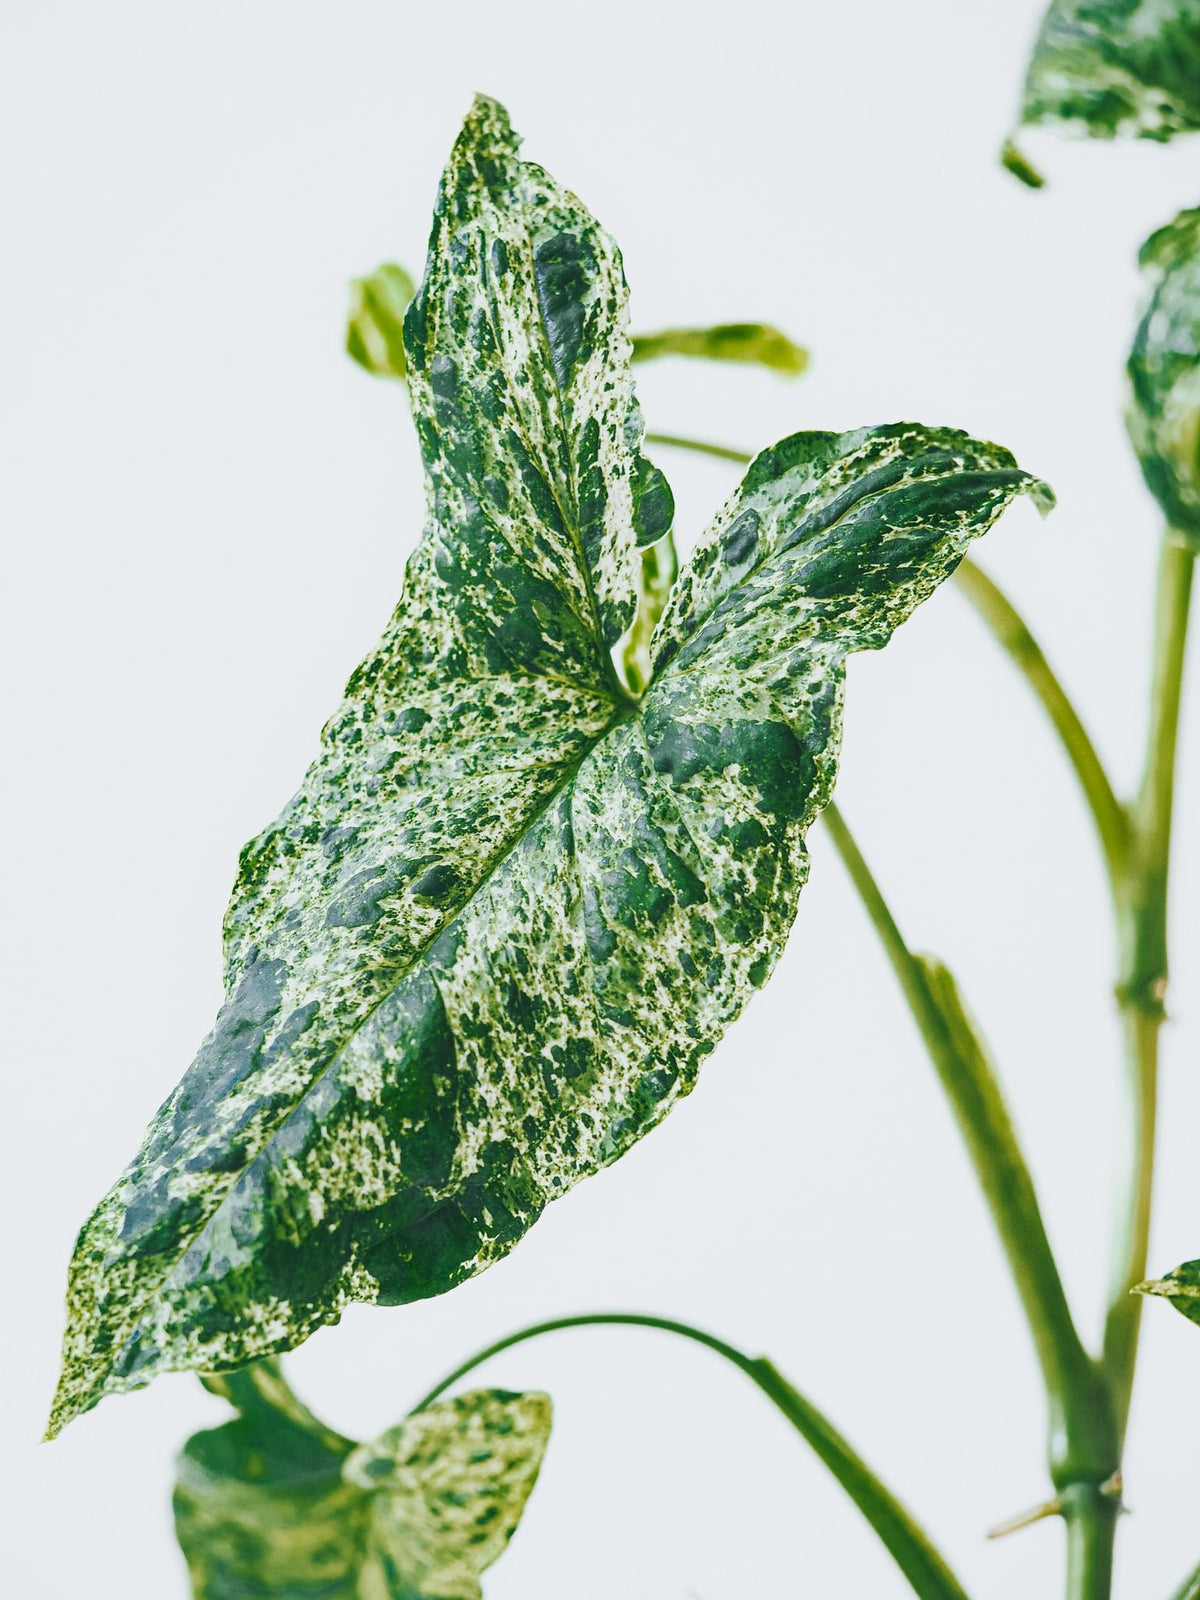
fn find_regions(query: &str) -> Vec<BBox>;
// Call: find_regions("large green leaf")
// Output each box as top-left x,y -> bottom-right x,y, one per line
1014,0 -> 1200,144
1128,207 -> 1200,548
174,1367 -> 549,1600
49,94 -> 1047,1437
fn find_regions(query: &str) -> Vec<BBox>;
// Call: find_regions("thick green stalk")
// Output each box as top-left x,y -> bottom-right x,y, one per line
952,559 -> 1129,899
1061,1484 -> 1119,1600
412,1312 -> 971,1600
1103,535 -> 1195,1442
821,804 -> 1115,1492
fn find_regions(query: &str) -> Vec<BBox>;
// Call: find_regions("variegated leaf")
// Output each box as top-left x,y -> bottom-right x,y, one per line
343,1389 -> 551,1598
174,1369 -> 548,1600
1136,1259 -> 1200,1325
1128,207 -> 1200,548
1013,0 -> 1200,145
631,322 -> 808,375
49,94 -> 1047,1437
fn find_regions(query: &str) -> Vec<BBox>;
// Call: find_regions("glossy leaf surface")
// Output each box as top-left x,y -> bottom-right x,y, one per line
175,1368 -> 548,1600
1128,208 -> 1200,547
50,95 -> 1046,1436
1016,0 -> 1200,142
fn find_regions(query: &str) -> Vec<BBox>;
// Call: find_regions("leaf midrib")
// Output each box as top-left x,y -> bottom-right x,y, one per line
472,139 -> 631,700
149,692 -> 639,1321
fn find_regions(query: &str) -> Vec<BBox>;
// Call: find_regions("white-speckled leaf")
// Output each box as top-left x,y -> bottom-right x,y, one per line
49,96 -> 1047,1438
1128,206 -> 1200,547
1015,0 -> 1200,143
174,1369 -> 548,1600
345,1390 -> 551,1600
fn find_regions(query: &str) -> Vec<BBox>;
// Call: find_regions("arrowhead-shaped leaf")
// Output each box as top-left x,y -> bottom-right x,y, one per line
174,1367 -> 549,1600
1128,207 -> 1200,548
1014,0 -> 1200,144
49,94 -> 1047,1436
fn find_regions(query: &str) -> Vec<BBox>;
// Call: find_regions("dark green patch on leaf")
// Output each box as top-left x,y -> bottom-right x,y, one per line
1128,207 -> 1200,547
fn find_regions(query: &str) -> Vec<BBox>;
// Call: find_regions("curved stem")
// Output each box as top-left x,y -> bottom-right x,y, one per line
821,802 -> 1116,1492
1103,535 -> 1195,1443
952,559 -> 1129,899
645,431 -> 752,465
412,1312 -> 970,1600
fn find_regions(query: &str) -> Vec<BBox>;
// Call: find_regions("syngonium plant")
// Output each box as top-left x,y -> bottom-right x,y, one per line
45,14 -> 1200,1595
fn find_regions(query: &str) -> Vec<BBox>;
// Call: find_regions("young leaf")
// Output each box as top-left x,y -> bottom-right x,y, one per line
348,262 -> 417,381
174,1373 -> 549,1600
49,94 -> 1047,1436
1014,0 -> 1200,144
343,1389 -> 551,1598
631,322 -> 808,375
1128,208 -> 1200,548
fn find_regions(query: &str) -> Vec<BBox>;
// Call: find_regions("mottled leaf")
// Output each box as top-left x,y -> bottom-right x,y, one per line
175,1369 -> 548,1600
631,322 -> 808,375
348,263 -> 417,382
1127,207 -> 1200,547
1136,1258 -> 1200,1324
343,1389 -> 551,1598
1014,0 -> 1200,144
49,94 -> 1047,1436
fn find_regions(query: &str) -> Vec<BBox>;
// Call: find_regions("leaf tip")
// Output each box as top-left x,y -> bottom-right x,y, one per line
1001,138 -> 1047,189
1027,476 -> 1056,517
1132,1277 -> 1178,1302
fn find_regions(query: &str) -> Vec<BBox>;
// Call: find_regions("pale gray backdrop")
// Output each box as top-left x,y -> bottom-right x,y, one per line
3,2 -> 1199,1595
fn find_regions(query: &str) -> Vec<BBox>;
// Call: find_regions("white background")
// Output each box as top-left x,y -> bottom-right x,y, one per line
3,3 -> 1200,1595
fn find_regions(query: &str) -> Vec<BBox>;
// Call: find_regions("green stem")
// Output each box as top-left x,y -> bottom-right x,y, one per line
645,431 -> 752,465
412,1312 -> 970,1600
1061,1484 -> 1119,1600
952,558 -> 1130,898
1103,535 -> 1195,1443
1168,1555 -> 1200,1600
821,802 -> 1116,1493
